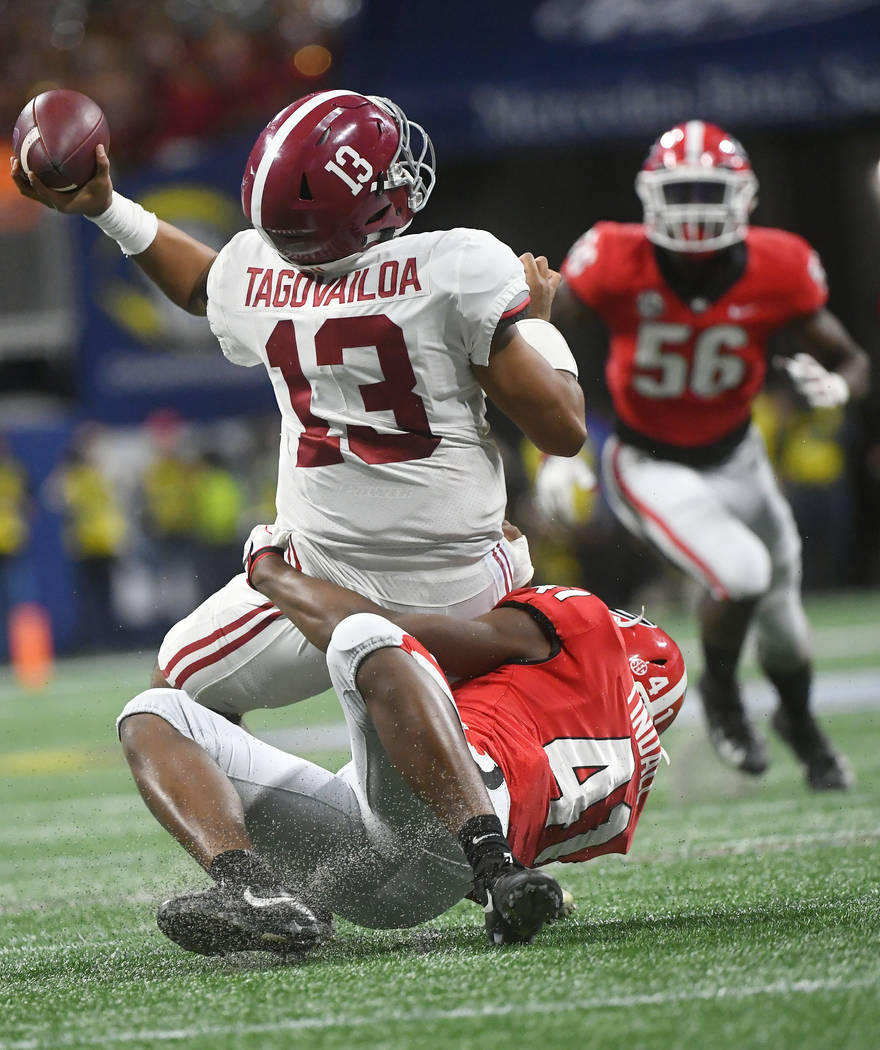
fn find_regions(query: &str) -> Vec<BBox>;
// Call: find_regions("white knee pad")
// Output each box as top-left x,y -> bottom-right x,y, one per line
755,585 -> 812,669
714,535 -> 773,602
327,613 -> 406,695
116,687 -> 194,740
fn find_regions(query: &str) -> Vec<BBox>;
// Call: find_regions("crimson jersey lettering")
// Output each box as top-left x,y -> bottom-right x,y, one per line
243,259 -> 423,309
561,222 -> 827,448
453,586 -> 664,867
207,227 -> 528,572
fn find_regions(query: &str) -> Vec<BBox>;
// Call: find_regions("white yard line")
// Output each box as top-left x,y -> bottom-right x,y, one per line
248,665 -> 880,753
603,828 -> 880,867
8,794 -> 139,819
3,667 -> 878,768
0,815 -> 163,845
716,667 -> 880,718
0,976 -> 876,1050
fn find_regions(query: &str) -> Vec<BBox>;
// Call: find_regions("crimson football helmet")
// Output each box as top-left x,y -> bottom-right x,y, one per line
242,90 -> 435,273
612,609 -> 687,734
635,120 -> 758,253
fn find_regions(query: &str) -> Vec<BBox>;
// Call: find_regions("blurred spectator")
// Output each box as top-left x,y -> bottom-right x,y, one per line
0,434 -> 34,657
2,0 -> 357,171
139,410 -> 199,628
42,423 -> 127,651
190,450 -> 245,601
239,412 -> 281,527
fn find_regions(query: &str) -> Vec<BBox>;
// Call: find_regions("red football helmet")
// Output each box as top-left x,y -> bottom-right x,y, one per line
611,609 -> 688,734
241,90 -> 435,273
635,120 -> 758,253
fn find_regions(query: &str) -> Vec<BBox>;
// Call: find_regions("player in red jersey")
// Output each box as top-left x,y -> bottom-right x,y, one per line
550,120 -> 870,789
117,522 -> 685,953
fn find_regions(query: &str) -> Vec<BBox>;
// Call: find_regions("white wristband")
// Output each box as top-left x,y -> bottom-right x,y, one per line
86,191 -> 158,257
516,318 -> 579,377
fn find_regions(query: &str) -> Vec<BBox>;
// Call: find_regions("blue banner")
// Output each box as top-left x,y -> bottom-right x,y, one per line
75,132 -> 276,423
340,1 -> 880,154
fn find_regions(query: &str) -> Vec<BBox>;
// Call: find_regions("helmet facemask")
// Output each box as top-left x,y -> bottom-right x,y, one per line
636,163 -> 758,253
367,95 -> 436,223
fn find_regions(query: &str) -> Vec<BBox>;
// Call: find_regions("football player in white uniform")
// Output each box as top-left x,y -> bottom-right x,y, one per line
115,521 -> 685,955
13,90 -> 585,715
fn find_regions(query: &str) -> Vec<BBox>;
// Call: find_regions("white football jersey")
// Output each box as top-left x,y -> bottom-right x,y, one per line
207,227 -> 528,572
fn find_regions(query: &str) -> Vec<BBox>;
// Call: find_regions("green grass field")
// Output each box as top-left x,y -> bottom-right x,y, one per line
2,590 -> 879,1050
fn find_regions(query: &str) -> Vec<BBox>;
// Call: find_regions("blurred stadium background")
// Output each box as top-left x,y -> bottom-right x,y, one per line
2,5 -> 879,1049
0,0 -> 878,659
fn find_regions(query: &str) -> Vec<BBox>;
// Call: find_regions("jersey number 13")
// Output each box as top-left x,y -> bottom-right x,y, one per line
266,316 -> 441,467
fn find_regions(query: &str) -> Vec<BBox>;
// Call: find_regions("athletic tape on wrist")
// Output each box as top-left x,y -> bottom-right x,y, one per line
86,191 -> 158,256
246,546 -> 285,588
516,318 -> 579,376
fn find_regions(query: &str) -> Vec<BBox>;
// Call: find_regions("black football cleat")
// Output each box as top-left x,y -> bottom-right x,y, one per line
699,673 -> 769,775
771,707 -> 853,791
157,883 -> 332,956
479,860 -> 563,947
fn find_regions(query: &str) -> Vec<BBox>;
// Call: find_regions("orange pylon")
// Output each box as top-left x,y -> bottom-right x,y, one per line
9,602 -> 54,690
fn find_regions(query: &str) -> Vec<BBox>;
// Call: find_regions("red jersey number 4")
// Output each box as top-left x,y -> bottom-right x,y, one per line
537,736 -> 635,864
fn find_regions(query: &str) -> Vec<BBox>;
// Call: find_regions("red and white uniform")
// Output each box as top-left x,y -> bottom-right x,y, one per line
122,586 -> 666,929
560,221 -> 819,661
561,221 -> 826,453
456,586 -> 663,867
158,228 -> 529,714
208,226 -> 526,572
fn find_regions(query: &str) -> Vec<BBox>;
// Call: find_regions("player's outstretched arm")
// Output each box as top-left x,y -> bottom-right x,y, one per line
784,308 -> 871,402
244,526 -> 550,677
11,145 -> 216,316
129,219 -> 217,315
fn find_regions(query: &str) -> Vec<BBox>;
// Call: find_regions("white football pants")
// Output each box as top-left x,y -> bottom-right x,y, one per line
121,612 -> 511,929
156,530 -> 528,715
601,426 -> 811,667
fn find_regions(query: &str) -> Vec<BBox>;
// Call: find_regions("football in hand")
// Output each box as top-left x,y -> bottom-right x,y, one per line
13,89 -> 109,192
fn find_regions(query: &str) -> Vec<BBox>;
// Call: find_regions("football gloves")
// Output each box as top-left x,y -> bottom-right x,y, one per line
534,453 -> 597,526
780,353 -> 849,409
243,523 -> 293,588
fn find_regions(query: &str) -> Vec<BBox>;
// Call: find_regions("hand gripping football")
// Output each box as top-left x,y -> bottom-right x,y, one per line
13,89 -> 109,191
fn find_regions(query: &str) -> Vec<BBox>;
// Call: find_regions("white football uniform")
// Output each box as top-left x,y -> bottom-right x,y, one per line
157,228 -> 531,714
602,427 -> 810,666
122,612 -> 488,929
207,226 -> 526,572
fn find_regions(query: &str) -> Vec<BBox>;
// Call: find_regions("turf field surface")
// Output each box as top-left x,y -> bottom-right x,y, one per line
2,590 -> 878,1050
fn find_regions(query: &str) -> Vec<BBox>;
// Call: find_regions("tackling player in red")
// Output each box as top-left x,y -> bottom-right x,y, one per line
550,120 -> 870,790
117,522 -> 685,954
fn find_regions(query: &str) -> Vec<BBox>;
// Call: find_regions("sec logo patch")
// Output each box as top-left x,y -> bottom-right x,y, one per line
636,290 -> 664,319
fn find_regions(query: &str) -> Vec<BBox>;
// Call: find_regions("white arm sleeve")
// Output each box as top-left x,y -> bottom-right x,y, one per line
206,232 -> 264,367
451,230 -> 529,367
516,318 -> 579,376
